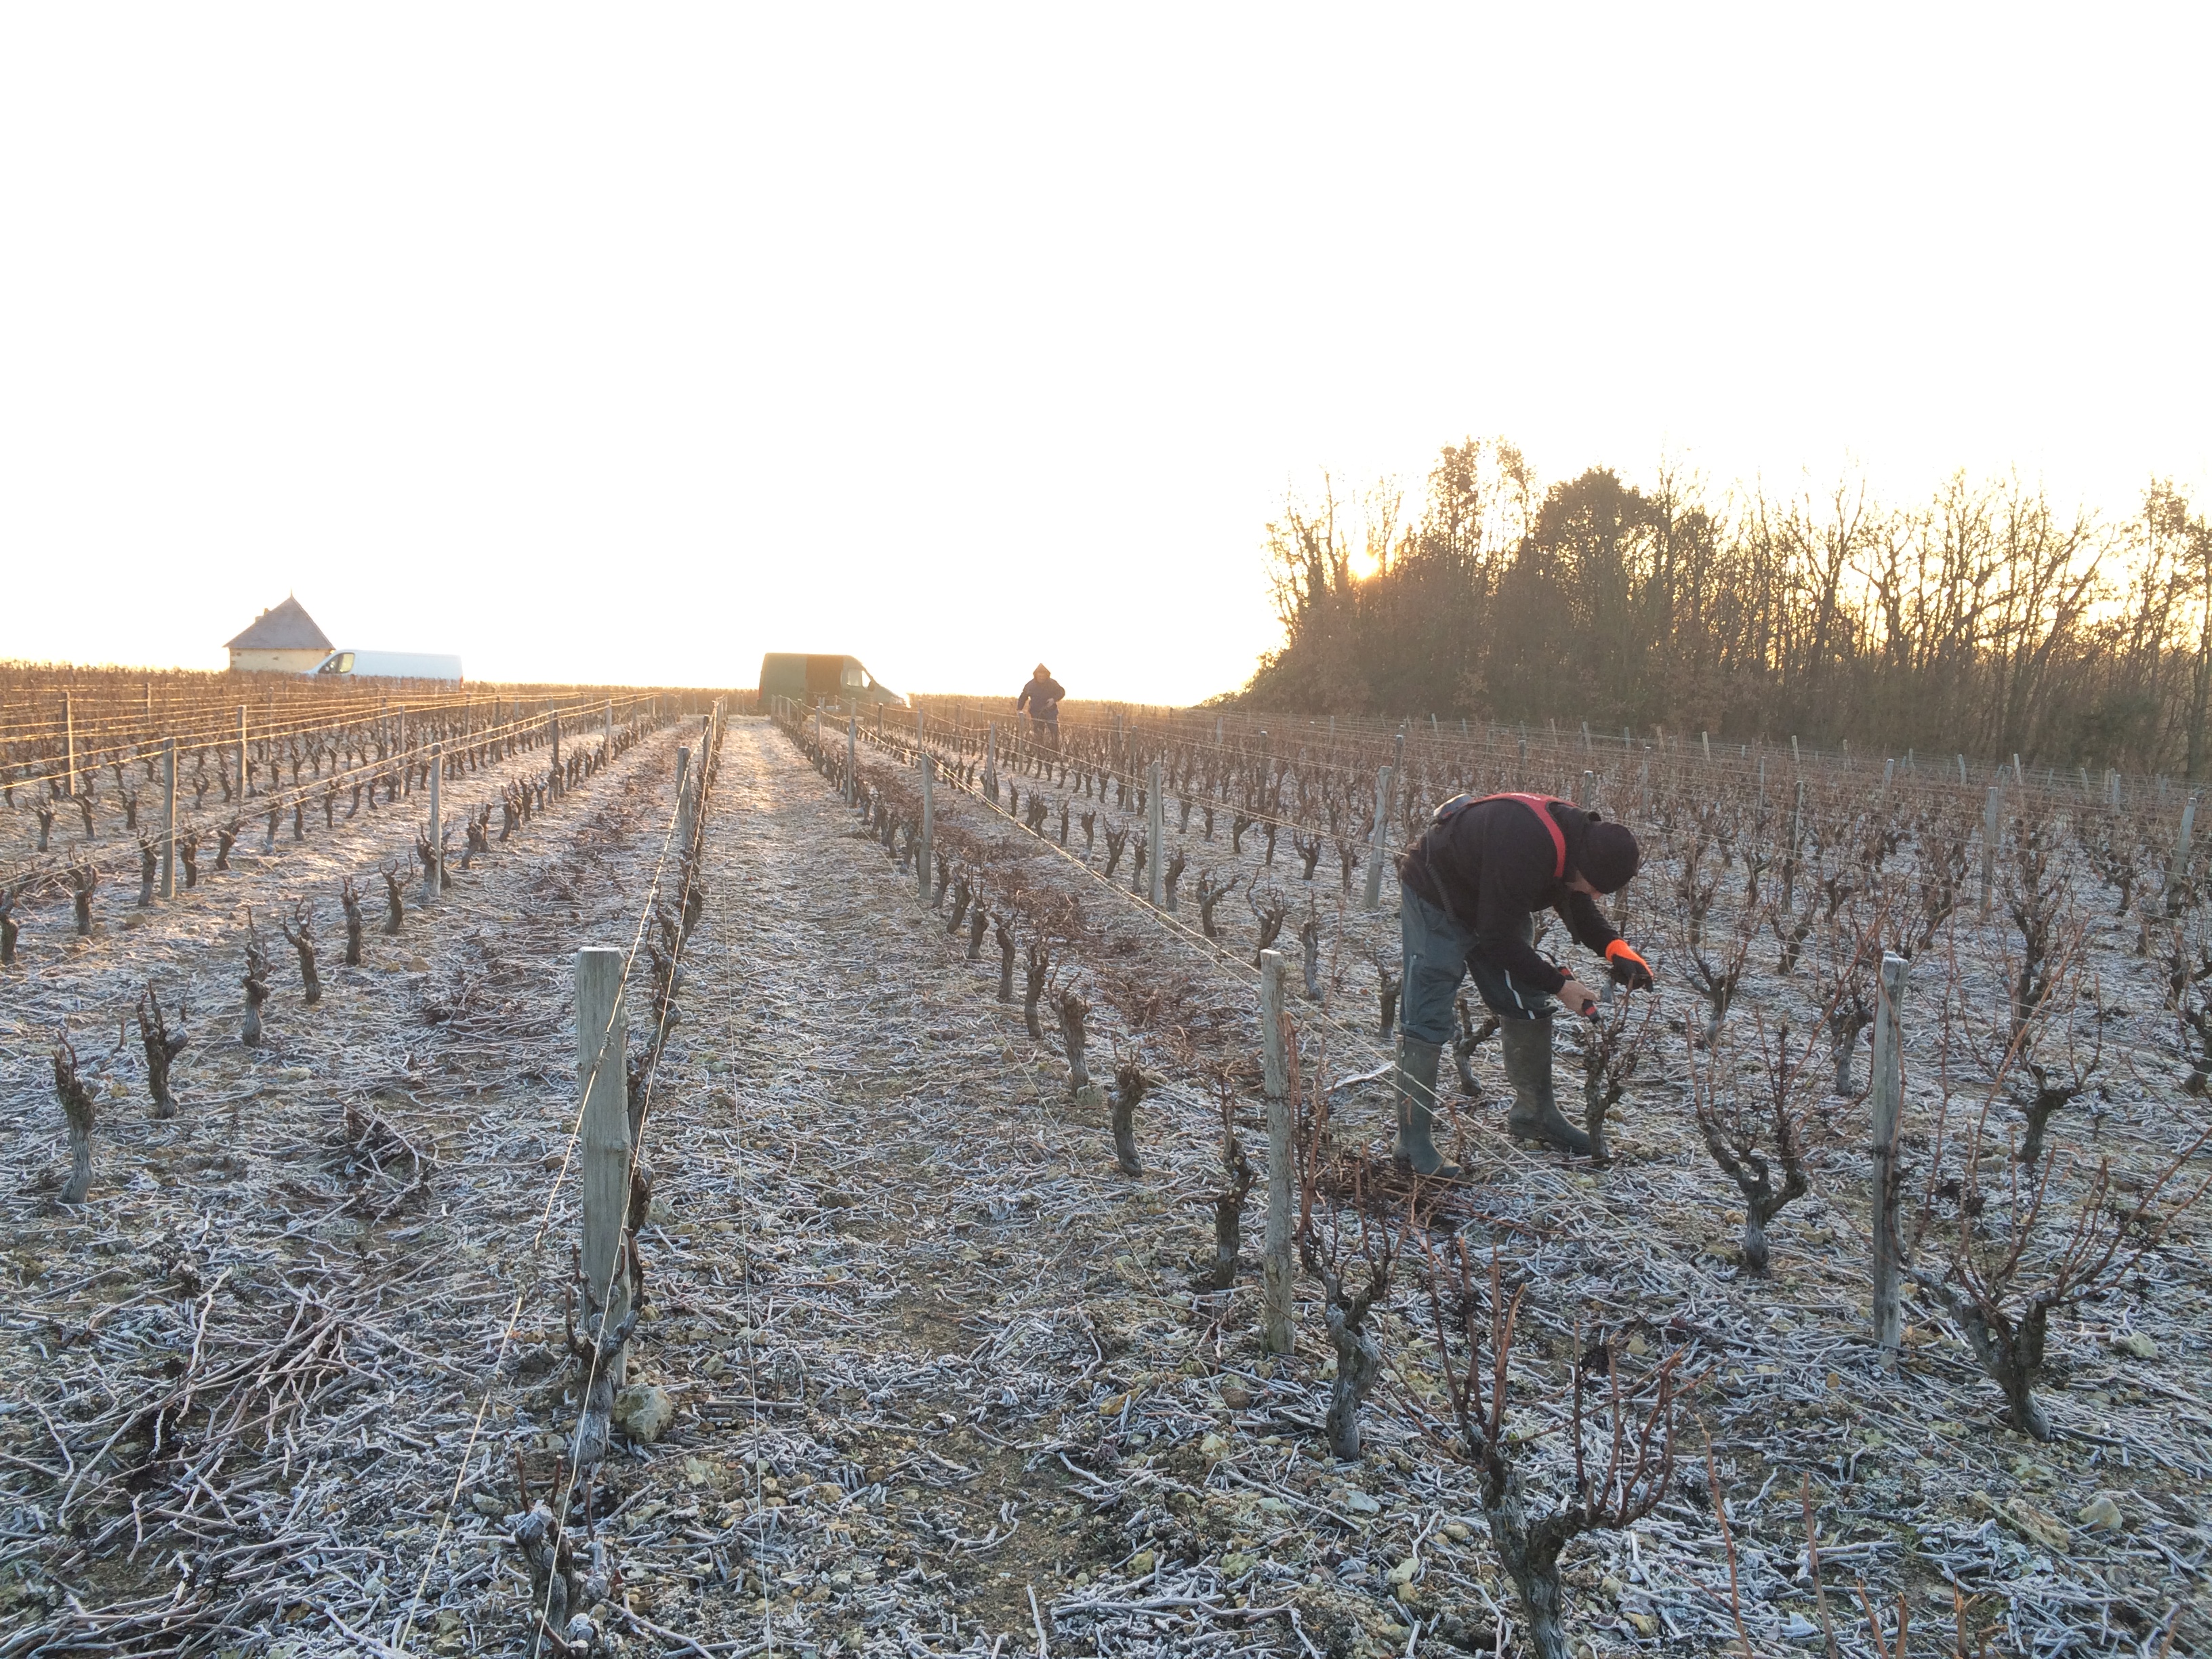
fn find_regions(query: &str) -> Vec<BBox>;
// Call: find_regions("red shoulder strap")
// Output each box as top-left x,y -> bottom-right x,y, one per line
1475,792 -> 1568,880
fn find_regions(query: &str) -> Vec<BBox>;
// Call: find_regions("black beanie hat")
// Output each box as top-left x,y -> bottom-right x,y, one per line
1578,819 -> 1641,893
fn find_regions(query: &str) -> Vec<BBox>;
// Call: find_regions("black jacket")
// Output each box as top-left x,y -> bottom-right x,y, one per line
1017,676 -> 1065,718
1400,796 -> 1621,994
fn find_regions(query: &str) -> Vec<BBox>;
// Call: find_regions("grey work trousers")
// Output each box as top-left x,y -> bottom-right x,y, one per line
1399,882 -> 1555,1045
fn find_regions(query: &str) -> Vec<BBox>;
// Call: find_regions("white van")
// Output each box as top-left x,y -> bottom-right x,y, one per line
307,650 -> 464,683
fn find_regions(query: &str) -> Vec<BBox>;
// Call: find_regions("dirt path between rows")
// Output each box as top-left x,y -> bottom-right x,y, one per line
590,718 -> 1214,1654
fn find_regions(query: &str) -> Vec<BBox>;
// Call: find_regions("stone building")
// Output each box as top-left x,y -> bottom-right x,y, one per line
226,596 -> 333,674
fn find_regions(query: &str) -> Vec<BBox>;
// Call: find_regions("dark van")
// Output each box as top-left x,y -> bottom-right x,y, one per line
758,654 -> 903,712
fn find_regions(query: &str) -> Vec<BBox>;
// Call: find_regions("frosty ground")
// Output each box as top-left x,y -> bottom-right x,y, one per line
3,719 -> 2205,1658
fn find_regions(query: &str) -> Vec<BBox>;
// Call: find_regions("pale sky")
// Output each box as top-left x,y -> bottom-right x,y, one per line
2,7 -> 2205,704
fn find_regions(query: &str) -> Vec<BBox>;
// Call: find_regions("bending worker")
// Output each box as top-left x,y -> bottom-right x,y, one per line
1394,791 -> 1651,1170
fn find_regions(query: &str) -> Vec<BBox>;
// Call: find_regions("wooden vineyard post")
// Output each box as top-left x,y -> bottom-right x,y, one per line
1869,951 -> 1910,1361
845,715 -> 857,807
985,722 -> 998,804
549,705 -> 560,794
62,691 -> 76,796
238,705 -> 249,799
422,742 -> 442,905
160,737 -> 177,900
2176,794 -> 2199,910
604,697 -> 613,756
674,747 -> 694,857
1980,784 -> 2001,914
1259,949 -> 1294,1355
1147,759 -> 1164,907
1783,778 -> 1805,910
918,754 -> 935,901
1361,764 -> 1394,910
575,947 -> 632,1385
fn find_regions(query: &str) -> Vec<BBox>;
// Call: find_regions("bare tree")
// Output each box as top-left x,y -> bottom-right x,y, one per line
1906,1130 -> 2206,1440
507,1499 -> 611,1658
1194,870 -> 1231,939
340,878 -> 365,966
1056,986 -> 1094,1099
68,865 -> 96,937
1298,1174 -> 1397,1461
1248,884 -> 1289,967
135,834 -> 158,907
1452,994 -> 1500,1097
1162,846 -> 1187,912
277,901 -> 321,1006
2014,981 -> 2104,1169
1108,1050 -> 1154,1176
1681,897 -> 1759,1044
993,912 -> 1015,1003
1687,1014 -> 1812,1273
1206,1074 -> 1254,1291
2001,816 -> 2074,1047
241,912 -> 271,1046
381,861 -> 407,935
1021,934 -> 1052,1039
52,1036 -> 96,1204
1420,1238 -> 1690,1659
136,985 -> 188,1119
1373,949 -> 1401,1042
1903,963 -> 2210,1440
1566,992 -> 1653,1162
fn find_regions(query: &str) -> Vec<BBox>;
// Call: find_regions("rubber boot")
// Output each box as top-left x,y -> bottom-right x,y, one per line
1500,1017 -> 1591,1156
1391,1035 -> 1460,1178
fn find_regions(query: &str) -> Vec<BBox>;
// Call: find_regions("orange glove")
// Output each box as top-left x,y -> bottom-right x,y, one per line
1605,939 -> 1654,990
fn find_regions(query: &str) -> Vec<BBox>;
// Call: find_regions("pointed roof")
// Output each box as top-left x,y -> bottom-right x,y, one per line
226,596 -> 332,652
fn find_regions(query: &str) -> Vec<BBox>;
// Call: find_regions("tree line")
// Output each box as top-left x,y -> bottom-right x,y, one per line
1237,438 -> 2212,777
